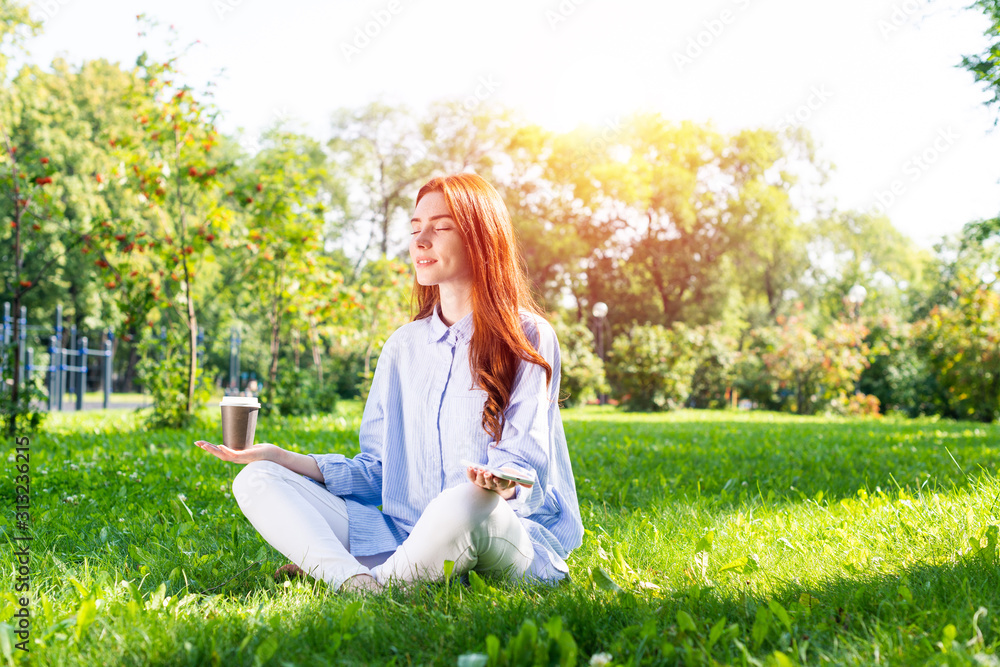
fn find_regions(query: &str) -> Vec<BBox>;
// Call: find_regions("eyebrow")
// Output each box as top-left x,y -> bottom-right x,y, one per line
410,214 -> 454,223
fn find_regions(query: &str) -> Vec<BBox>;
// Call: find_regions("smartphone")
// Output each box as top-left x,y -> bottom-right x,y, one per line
460,459 -> 535,487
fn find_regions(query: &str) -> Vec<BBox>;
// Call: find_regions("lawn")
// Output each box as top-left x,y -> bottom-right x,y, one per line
2,403 -> 999,666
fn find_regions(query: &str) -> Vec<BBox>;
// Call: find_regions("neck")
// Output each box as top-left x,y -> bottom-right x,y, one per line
438,281 -> 473,326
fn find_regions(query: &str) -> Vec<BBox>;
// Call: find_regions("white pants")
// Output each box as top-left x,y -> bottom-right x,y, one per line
231,460 -> 535,590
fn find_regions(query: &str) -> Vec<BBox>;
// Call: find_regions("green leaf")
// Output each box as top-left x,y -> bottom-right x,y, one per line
486,634 -> 500,664
591,566 -> 622,592
468,569 -> 492,594
707,618 -> 726,648
768,600 -> 792,632
719,555 -> 758,574
695,530 -> 715,553
253,634 -> 279,667
752,606 -> 771,649
770,650 -> 795,667
676,609 -> 697,633
74,599 -> 97,642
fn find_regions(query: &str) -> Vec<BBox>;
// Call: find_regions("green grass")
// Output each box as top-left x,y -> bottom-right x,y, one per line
2,404 -> 999,665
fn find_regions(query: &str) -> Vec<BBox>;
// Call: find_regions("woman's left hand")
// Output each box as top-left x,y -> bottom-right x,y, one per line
466,466 -> 517,500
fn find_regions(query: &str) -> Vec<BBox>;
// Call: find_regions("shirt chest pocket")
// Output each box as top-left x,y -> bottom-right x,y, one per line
441,390 -> 492,459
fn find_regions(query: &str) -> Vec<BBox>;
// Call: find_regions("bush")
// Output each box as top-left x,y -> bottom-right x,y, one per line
688,323 -> 739,409
828,392 -> 882,417
733,327 -> 786,411
742,316 -> 870,415
261,365 -> 338,417
137,328 -> 212,429
913,285 -> 1000,422
0,344 -> 47,434
550,316 -> 607,407
606,324 -> 699,411
857,313 -> 935,417
325,351 -> 366,399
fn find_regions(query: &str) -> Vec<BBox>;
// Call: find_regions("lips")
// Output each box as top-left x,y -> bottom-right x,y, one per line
415,258 -> 437,266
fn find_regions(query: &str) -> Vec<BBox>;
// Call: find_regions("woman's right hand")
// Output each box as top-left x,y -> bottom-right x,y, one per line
193,440 -> 325,483
194,440 -> 282,465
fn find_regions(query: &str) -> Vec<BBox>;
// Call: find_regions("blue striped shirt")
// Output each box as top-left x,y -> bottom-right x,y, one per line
309,306 -> 584,581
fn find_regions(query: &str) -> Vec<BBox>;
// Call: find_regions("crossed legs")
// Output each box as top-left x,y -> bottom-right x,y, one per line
232,460 -> 534,590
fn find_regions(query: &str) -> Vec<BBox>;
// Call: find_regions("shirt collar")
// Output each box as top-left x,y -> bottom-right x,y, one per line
428,304 -> 474,345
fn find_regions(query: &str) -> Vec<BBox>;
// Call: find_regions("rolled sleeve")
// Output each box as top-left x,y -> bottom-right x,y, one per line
308,452 -> 383,505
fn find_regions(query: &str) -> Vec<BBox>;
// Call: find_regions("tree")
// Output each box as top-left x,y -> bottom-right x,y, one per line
808,210 -> 932,324
960,0 -> 1000,123
328,102 -> 432,268
91,46 -> 230,425
228,127 -> 341,398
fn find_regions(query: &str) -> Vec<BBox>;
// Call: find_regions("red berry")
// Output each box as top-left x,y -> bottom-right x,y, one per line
19,280 -> 31,288
188,166 -> 198,177
40,157 -> 49,164
205,233 -> 215,242
95,173 -> 104,183
256,183 -> 263,192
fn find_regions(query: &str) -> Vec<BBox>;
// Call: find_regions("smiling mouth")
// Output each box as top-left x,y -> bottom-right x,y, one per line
416,260 -> 436,266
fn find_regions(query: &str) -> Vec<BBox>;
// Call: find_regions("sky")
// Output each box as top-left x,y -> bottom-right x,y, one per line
17,0 -> 1000,249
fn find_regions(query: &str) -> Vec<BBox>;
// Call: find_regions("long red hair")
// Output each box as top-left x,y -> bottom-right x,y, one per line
412,173 -> 551,444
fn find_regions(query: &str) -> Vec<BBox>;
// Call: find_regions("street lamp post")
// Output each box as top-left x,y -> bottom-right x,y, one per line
592,301 -> 608,405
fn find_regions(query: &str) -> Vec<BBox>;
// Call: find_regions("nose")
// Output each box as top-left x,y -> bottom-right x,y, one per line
412,227 -> 432,248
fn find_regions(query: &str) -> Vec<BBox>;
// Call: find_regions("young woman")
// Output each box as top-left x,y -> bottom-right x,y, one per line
195,173 -> 582,592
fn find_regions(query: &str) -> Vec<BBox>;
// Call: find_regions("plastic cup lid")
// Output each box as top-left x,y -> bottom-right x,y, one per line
220,396 -> 261,407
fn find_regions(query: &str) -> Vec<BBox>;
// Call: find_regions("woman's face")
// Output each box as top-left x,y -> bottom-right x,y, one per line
409,191 -> 472,290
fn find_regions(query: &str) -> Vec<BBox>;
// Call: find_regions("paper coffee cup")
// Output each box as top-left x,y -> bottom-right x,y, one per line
220,396 -> 261,450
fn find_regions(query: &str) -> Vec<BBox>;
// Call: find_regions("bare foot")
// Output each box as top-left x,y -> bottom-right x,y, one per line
339,573 -> 382,594
273,563 -> 306,582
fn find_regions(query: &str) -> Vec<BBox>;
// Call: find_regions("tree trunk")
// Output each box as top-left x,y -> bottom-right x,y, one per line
267,266 -> 284,389
308,319 -> 323,386
7,293 -> 21,437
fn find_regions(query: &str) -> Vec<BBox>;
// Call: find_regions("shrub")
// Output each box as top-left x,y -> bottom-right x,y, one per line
550,316 -> 608,407
137,327 -> 212,429
857,313 -> 935,416
0,343 -> 47,434
261,365 -> 337,417
828,392 -> 882,417
606,324 -> 699,411
688,323 -> 739,409
748,316 -> 870,415
913,285 -> 1000,422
